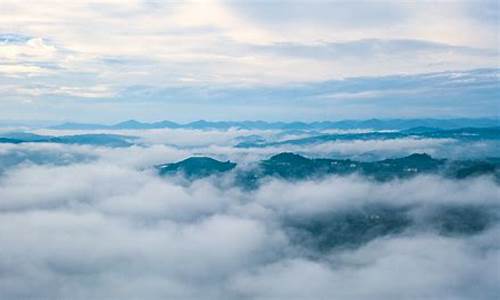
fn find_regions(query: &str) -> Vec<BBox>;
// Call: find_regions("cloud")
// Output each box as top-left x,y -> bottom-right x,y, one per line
226,0 -> 499,49
0,1 -> 498,122
229,228 -> 500,300
0,138 -> 499,299
3,126 -> 498,169
255,38 -> 497,61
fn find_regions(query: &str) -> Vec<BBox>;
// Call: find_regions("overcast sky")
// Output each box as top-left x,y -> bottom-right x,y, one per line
0,0 -> 498,122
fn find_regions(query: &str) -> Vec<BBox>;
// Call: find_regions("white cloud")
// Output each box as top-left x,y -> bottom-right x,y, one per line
0,64 -> 48,76
230,229 -> 500,300
0,139 -> 498,299
0,0 -> 497,87
0,1 -> 497,121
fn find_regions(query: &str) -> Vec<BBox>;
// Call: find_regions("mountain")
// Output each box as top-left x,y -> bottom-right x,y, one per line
110,120 -> 153,129
157,157 -> 237,179
237,126 -> 500,148
414,127 -> 500,140
49,134 -> 134,147
0,132 -> 53,142
285,203 -> 493,252
157,153 -> 499,184
244,152 -> 446,182
48,118 -> 500,131
0,132 -> 135,147
151,120 -> 180,128
447,160 -> 499,179
0,137 -> 23,144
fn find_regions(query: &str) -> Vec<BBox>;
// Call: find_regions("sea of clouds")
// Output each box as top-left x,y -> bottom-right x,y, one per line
26,126 -> 500,161
0,128 -> 499,299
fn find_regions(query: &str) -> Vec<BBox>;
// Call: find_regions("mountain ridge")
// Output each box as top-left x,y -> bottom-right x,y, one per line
157,153 -> 499,184
50,118 -> 500,130
0,132 -> 135,147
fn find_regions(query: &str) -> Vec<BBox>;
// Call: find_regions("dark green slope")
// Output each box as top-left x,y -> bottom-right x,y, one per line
285,204 -> 496,253
49,134 -> 134,147
244,152 -> 447,183
158,153 -> 499,183
0,138 -> 23,144
157,157 -> 236,179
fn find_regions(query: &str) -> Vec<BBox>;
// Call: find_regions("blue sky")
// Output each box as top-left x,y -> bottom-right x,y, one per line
0,0 -> 498,122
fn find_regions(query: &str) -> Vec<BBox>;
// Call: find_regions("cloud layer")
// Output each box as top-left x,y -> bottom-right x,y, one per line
0,1 -> 498,121
0,133 -> 499,299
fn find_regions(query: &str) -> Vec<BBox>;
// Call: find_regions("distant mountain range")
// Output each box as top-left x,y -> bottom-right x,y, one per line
157,152 -> 500,184
236,126 -> 500,148
2,125 -> 498,149
50,118 -> 499,130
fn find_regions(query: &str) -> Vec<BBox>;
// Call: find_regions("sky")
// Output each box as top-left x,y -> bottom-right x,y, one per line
0,0 -> 498,122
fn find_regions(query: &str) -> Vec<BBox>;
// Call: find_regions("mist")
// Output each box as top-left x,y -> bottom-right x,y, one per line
0,129 -> 498,299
